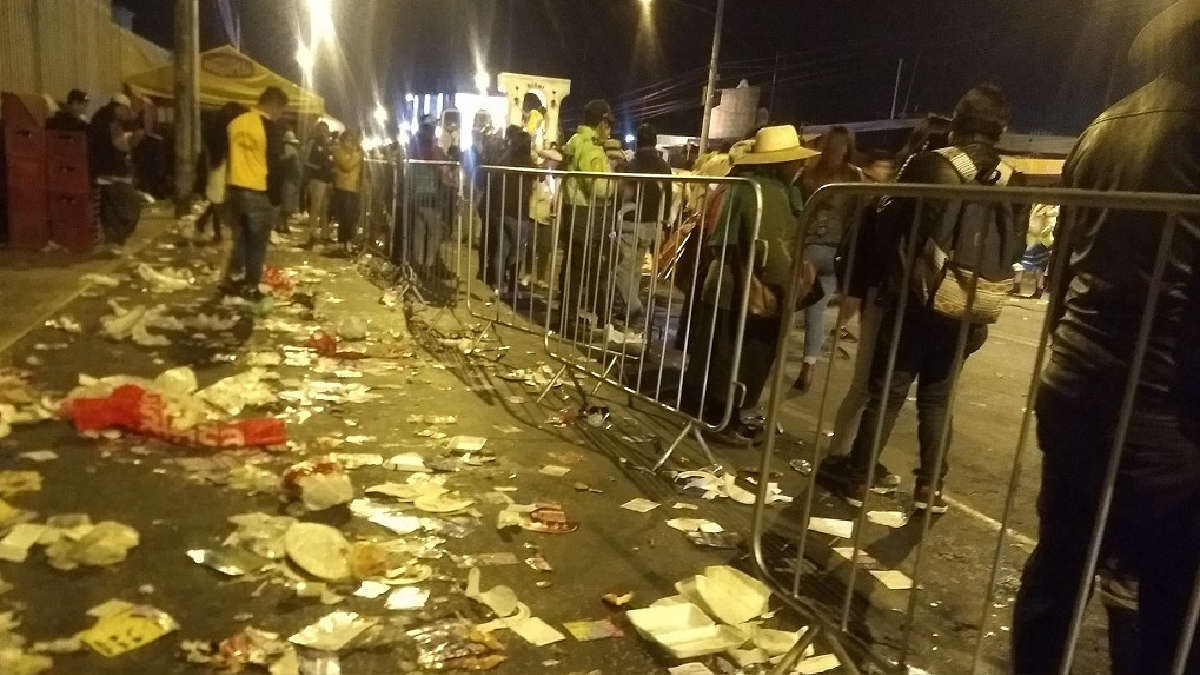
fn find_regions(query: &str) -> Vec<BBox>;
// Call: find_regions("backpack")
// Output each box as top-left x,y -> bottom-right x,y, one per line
910,147 -> 1017,324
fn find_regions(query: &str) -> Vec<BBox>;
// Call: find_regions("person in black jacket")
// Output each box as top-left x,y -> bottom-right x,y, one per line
822,84 -> 1024,513
820,117 -> 953,485
303,121 -> 334,248
1012,3 -> 1200,672
47,89 -> 89,131
484,129 -> 534,294
88,94 -> 147,249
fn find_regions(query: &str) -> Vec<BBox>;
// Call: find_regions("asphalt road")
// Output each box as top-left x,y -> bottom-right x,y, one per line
0,226 -> 841,675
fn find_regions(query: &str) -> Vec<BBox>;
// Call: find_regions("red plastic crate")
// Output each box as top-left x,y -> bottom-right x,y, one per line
1,93 -> 48,129
46,130 -> 87,166
45,157 -> 89,194
47,191 -> 92,253
4,123 -> 44,161
5,154 -> 45,194
6,186 -> 49,250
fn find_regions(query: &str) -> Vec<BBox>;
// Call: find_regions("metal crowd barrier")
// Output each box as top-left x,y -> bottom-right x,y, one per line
465,165 -> 768,468
358,157 -> 398,259
463,165 -> 560,336
748,182 -> 1200,674
393,159 -> 466,305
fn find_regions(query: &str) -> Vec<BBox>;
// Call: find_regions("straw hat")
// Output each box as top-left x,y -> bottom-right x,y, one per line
1130,0 -> 1200,68
734,125 -> 820,165
283,130 -> 299,145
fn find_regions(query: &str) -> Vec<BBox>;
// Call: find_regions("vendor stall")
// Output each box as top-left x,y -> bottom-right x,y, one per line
125,45 -> 324,116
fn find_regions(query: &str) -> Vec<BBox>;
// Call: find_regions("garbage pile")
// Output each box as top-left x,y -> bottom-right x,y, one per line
0,370 -> 53,440
0,231 -> 852,674
59,366 -> 286,448
625,565 -> 839,673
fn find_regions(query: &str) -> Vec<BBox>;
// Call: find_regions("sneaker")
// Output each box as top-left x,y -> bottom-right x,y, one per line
871,464 -> 902,494
217,279 -> 243,297
705,420 -> 762,447
839,481 -> 868,508
913,483 -> 948,514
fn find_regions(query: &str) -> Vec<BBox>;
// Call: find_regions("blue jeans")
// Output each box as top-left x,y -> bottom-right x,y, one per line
492,216 -> 530,290
802,244 -> 838,363
227,188 -> 273,288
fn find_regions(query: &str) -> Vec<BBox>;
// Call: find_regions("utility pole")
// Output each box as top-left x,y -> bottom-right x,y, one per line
767,51 -> 780,117
889,57 -> 904,120
902,53 -> 920,116
697,0 -> 725,159
173,0 -> 200,210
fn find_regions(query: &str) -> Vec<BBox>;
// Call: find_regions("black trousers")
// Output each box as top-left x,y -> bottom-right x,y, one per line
846,303 -> 987,485
97,182 -> 142,245
558,205 -> 613,332
681,301 -> 782,426
1012,387 -> 1200,674
332,188 -> 359,244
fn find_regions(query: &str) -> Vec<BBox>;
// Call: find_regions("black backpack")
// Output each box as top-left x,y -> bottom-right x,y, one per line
909,147 -> 1021,323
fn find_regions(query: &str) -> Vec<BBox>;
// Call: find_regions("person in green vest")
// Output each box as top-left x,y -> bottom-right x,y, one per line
682,125 -> 819,445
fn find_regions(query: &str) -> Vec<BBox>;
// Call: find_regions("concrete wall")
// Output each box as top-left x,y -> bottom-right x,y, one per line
0,0 -> 168,114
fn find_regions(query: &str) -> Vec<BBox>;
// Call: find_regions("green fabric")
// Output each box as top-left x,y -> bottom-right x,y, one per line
563,125 -> 613,206
702,170 -> 805,310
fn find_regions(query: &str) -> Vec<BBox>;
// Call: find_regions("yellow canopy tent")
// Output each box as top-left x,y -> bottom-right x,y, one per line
125,44 -> 324,115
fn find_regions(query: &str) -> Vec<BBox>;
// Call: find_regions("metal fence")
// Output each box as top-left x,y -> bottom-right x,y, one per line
358,158 -> 398,259
463,165 -> 772,468
747,182 -> 1200,674
348,157 -> 467,308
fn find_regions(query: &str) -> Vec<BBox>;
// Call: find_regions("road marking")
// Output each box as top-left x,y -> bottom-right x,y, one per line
0,282 -> 95,356
942,491 -> 1037,552
779,380 -> 1041,553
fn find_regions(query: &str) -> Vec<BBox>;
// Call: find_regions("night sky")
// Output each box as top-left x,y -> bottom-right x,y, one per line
117,0 -> 1174,140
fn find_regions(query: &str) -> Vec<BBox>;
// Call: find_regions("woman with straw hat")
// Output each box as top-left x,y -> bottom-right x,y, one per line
681,125 -> 819,445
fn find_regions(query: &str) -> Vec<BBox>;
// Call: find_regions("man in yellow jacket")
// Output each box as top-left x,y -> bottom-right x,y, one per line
332,128 -> 364,256
559,99 -> 615,337
223,86 -> 288,299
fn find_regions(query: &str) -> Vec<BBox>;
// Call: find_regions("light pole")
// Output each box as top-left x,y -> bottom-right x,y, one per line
173,0 -> 199,210
697,0 -> 725,159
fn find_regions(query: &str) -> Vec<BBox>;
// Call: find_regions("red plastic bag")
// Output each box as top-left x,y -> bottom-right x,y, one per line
262,266 -> 294,296
61,384 -> 286,448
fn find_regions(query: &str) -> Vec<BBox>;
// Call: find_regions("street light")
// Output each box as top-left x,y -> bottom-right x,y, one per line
474,70 -> 490,95
296,42 -> 314,84
373,104 -> 388,126
307,0 -> 334,45
697,0 -> 725,158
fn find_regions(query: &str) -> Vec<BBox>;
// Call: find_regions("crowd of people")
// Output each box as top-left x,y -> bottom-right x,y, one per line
454,4 -> 1199,668
26,2 -> 1195,668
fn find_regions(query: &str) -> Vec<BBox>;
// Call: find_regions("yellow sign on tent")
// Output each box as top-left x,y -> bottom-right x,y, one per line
124,44 -> 325,116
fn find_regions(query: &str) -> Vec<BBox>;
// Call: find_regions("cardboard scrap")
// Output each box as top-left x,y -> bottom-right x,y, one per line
808,517 -> 854,539
352,581 -> 390,599
869,569 -> 914,591
669,664 -> 716,675
867,510 -> 909,528
685,565 -> 771,625
620,498 -> 660,513
563,618 -> 624,641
